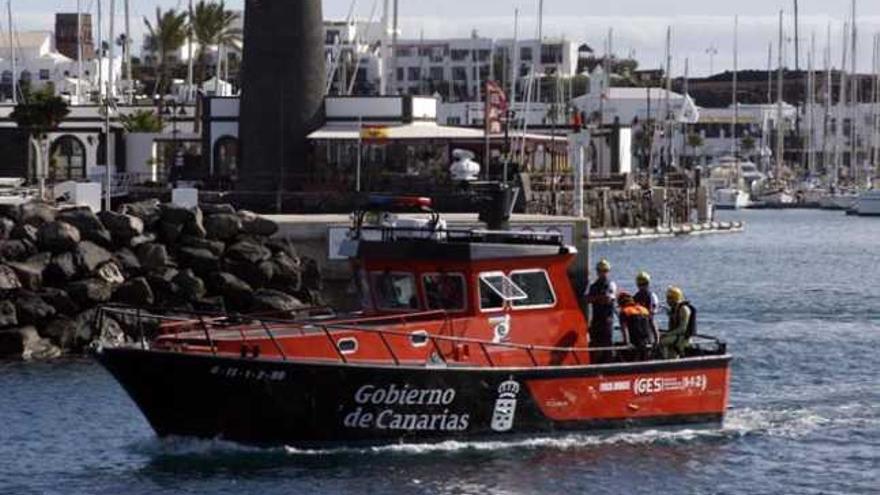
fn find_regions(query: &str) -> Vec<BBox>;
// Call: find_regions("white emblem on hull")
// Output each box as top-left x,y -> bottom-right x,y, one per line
490,379 -> 521,432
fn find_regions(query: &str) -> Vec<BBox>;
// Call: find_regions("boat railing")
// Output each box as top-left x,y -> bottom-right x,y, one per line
95,305 -> 725,368
355,225 -> 566,247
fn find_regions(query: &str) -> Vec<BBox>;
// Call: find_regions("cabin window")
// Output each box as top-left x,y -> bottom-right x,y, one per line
510,270 -> 557,309
371,272 -> 420,311
479,271 -> 527,312
423,273 -> 466,312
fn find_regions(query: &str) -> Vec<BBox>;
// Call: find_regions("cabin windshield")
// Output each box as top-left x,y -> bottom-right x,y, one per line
423,273 -> 467,311
510,270 -> 556,308
479,272 -> 527,311
371,272 -> 420,310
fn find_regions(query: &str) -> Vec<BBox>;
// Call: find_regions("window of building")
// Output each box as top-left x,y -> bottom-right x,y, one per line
510,270 -> 556,308
423,273 -> 467,311
429,67 -> 444,80
477,49 -> 491,62
19,71 -> 32,83
520,47 -> 533,61
372,272 -> 420,311
541,44 -> 563,64
39,69 -> 50,81
408,67 -> 421,81
1,70 -> 10,83
452,66 -> 467,80
446,116 -> 461,125
395,47 -> 414,58
325,30 -> 340,44
396,67 -> 405,81
451,49 -> 470,61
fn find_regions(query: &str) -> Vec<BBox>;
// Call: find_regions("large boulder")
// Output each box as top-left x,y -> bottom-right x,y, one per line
20,202 -> 58,226
136,243 -> 170,271
0,216 -> 14,240
252,289 -> 305,313
41,317 -> 78,350
266,237 -> 298,259
0,300 -> 17,327
238,210 -> 279,237
173,269 -> 206,302
159,203 -> 199,225
112,277 -> 155,306
193,295 -> 226,313
269,252 -> 303,292
179,235 -> 225,257
37,221 -> 81,253
0,326 -> 61,360
207,272 -> 253,310
15,294 -> 56,325
204,213 -> 241,240
44,252 -> 80,284
129,233 -> 157,248
177,247 -> 220,275
226,259 -> 274,290
200,203 -> 237,216
75,241 -> 114,274
225,240 -> 272,265
121,199 -> 161,228
66,278 -> 114,306
114,248 -> 142,275
0,204 -> 21,222
7,258 -> 46,291
57,207 -> 112,247
9,223 -> 38,244
158,221 -> 185,244
0,264 -> 22,290
98,211 -> 144,243
0,239 -> 35,261
37,288 -> 79,316
145,267 -> 179,300
95,261 -> 125,285
182,207 -> 206,238
74,309 -> 125,349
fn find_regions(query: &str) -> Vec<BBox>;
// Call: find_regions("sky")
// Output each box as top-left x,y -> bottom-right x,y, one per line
7,0 -> 880,76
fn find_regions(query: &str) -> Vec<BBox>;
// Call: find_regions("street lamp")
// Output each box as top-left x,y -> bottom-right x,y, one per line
705,45 -> 718,75
162,101 -> 188,183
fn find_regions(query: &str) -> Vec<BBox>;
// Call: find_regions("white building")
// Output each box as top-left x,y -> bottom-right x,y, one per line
800,102 -> 880,176
0,30 -> 122,103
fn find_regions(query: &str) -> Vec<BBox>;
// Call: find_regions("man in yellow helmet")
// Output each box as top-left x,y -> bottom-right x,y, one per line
634,271 -> 661,354
585,259 -> 618,363
661,286 -> 696,359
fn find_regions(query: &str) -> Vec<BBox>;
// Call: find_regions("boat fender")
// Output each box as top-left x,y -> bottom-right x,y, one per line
490,315 -> 511,343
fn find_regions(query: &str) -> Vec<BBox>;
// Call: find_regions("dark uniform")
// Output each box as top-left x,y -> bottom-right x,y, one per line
634,287 -> 661,346
586,277 -> 617,363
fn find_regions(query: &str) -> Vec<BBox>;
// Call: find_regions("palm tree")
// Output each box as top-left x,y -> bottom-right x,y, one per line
190,1 -> 242,89
10,87 -> 71,192
144,7 -> 188,97
119,109 -> 164,133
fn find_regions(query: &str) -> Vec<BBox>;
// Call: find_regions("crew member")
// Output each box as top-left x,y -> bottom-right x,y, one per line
585,259 -> 617,363
617,291 -> 654,361
661,286 -> 696,359
634,271 -> 661,346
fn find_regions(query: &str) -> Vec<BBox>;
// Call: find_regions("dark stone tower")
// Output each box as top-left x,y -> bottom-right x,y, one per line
239,0 -> 325,193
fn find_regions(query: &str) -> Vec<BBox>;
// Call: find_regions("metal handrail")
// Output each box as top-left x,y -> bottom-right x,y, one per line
96,305 -> 719,369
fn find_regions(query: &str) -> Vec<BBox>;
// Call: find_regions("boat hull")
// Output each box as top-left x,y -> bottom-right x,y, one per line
96,347 -> 731,447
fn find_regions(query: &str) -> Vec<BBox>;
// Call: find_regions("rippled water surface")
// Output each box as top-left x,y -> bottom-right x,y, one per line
0,210 -> 877,494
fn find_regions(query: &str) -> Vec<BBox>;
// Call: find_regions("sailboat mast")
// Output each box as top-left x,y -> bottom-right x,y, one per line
775,10 -> 785,178
76,0 -> 83,103
108,0 -> 115,100
664,26 -> 672,170
8,0 -> 16,104
835,22 -> 849,186
824,23 -> 831,176
124,0 -> 132,104
849,0 -> 859,183
807,31 -> 815,175
97,0 -> 102,99
732,16 -> 739,158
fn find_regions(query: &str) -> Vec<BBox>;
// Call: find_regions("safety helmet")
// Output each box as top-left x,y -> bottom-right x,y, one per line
617,291 -> 634,304
666,286 -> 684,304
596,259 -> 612,273
636,271 -> 651,286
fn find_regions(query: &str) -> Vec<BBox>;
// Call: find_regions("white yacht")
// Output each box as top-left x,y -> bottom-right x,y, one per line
855,190 -> 880,216
714,188 -> 751,210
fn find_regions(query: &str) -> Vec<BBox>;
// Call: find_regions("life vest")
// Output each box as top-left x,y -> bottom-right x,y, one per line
620,303 -> 652,345
669,301 -> 698,338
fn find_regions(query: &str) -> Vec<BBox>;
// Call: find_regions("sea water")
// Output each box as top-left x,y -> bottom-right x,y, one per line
0,209 -> 877,494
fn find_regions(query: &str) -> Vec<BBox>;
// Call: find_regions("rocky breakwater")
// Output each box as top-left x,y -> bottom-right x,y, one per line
0,201 -> 322,360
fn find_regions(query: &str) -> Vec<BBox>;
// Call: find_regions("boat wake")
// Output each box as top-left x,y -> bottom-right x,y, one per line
130,403 -> 868,459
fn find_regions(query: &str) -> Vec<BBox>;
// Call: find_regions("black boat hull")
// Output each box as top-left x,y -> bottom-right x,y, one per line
96,347 -> 730,447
